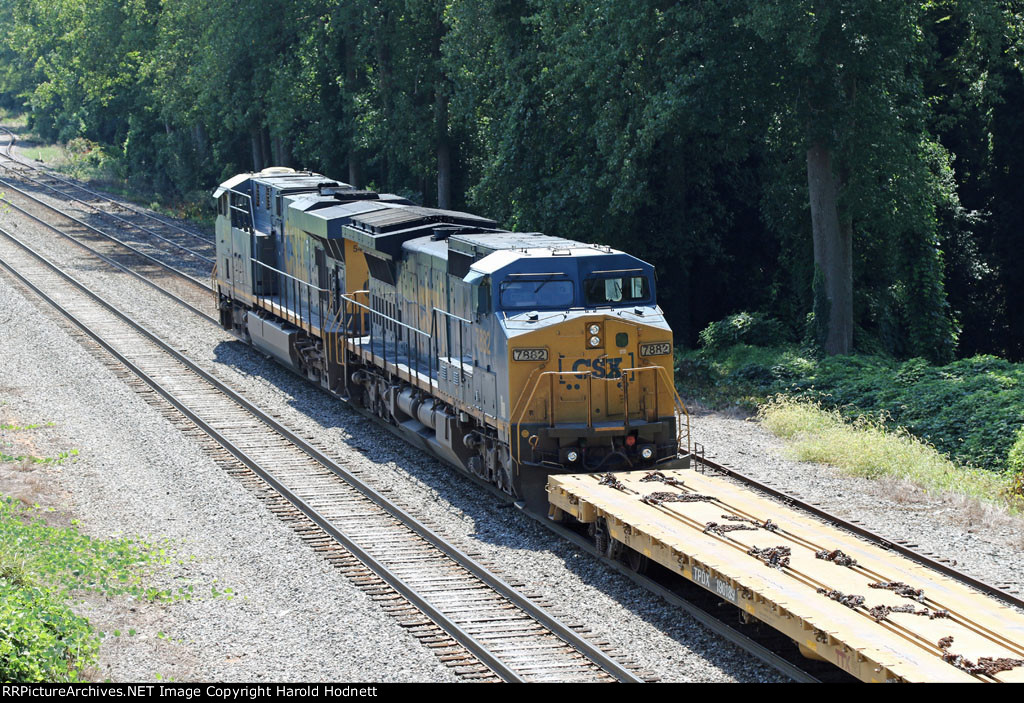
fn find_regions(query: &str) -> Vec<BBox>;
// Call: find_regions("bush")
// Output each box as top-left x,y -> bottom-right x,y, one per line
677,342 -> 1024,475
698,312 -> 790,352
0,496 -> 182,681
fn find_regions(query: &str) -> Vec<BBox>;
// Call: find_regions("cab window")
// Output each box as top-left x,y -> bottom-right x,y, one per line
583,275 -> 650,306
499,279 -> 574,309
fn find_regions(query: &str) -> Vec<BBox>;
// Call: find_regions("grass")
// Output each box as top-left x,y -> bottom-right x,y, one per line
0,494 -> 200,682
19,144 -> 66,164
677,344 -> 1024,476
1,448 -> 79,465
0,416 -> 237,682
0,108 -> 28,128
758,396 -> 1022,511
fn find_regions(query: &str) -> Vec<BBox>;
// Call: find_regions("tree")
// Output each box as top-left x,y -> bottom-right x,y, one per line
743,1 -> 957,359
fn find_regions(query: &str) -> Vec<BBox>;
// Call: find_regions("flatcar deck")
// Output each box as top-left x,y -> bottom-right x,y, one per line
548,468 -> 1024,682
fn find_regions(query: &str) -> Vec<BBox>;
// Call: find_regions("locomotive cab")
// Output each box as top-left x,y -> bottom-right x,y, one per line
472,245 -> 690,508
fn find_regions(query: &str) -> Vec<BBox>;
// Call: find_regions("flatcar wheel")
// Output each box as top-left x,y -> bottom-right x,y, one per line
626,548 -> 649,575
589,520 -> 608,556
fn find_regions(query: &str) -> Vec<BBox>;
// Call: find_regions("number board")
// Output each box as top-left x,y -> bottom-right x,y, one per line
512,348 -> 548,362
692,565 -> 738,604
639,342 -> 672,357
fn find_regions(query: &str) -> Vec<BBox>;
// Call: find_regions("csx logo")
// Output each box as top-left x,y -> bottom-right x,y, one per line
571,357 -> 622,379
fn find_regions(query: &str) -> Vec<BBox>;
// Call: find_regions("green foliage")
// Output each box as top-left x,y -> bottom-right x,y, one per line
62,138 -> 113,179
1,448 -> 78,465
0,0 -> 1020,359
0,496 -> 175,681
698,312 -> 790,353
758,396 -> 1020,509
679,343 -> 1024,477
1,422 -> 55,431
0,492 -> 230,682
0,497 -> 180,604
1006,425 -> 1024,474
0,576 -> 98,682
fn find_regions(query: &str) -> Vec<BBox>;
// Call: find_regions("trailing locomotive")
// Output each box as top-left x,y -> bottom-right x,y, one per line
212,168 -> 690,508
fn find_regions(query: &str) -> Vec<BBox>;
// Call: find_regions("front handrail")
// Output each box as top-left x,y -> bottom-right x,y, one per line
629,365 -> 691,459
510,364 -> 690,464
511,370 -> 593,465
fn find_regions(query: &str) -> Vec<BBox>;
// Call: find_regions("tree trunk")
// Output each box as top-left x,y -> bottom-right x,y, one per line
280,140 -> 293,169
806,139 -> 853,355
433,3 -> 451,210
251,130 -> 264,172
271,136 -> 282,167
344,34 -> 363,188
436,91 -> 451,210
348,152 -> 363,188
193,123 -> 208,158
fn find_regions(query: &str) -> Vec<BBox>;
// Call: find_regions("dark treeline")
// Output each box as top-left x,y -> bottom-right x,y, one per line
1,0 -> 1022,361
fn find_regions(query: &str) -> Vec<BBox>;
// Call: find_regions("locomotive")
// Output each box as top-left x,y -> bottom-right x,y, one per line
212,168 -> 690,509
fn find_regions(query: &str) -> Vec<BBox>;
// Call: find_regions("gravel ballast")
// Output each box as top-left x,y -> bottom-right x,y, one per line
0,271 -> 458,683
0,196 -> 785,682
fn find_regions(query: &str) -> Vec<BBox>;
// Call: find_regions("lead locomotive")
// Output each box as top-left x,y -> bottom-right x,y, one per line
213,168 -> 689,509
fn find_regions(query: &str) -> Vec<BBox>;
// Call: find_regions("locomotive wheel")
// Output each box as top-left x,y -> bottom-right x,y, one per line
495,463 -> 514,496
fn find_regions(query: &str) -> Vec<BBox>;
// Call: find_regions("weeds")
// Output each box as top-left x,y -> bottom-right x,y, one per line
677,343 -> 1024,477
758,396 -> 1023,510
1,422 -> 57,431
0,497 -> 195,681
1,448 -> 79,465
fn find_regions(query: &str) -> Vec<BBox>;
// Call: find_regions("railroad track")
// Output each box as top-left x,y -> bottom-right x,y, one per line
0,182 -> 216,324
0,171 -> 829,680
0,127 -> 215,265
0,225 -> 652,683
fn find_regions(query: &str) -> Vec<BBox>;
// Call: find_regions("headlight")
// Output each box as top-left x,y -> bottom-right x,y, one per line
590,336 -> 601,347
566,450 -> 579,463
588,324 -> 600,335
641,447 -> 654,460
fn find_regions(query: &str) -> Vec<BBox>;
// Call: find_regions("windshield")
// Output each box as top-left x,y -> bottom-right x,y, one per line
583,275 -> 650,306
500,279 -> 575,309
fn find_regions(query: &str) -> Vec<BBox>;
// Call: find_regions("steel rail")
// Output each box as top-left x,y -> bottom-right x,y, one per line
0,155 -> 214,264
0,225 -> 644,684
0,193 -> 217,326
0,161 -> 214,263
11,169 -> 1007,678
533,503 -> 822,682
0,175 -> 212,289
350,410 -> 822,682
0,125 -> 215,245
0,193 -> 835,681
